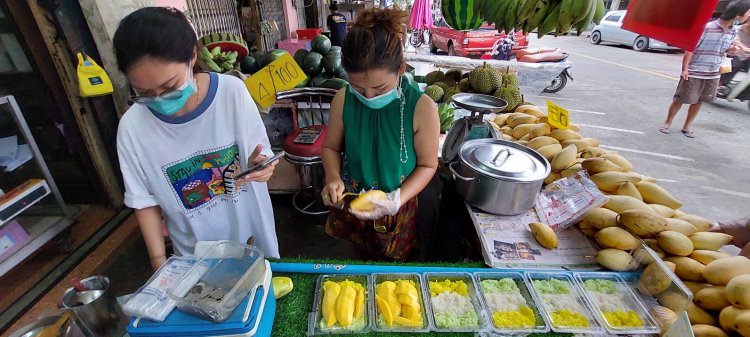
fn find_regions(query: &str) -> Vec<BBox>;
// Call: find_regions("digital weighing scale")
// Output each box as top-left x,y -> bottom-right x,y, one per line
441,93 -> 508,163
127,260 -> 275,337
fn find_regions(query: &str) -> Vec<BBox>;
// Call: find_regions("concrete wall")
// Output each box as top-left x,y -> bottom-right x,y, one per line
79,0 -> 188,118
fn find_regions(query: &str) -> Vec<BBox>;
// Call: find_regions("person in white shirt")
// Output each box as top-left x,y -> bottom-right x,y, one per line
113,7 -> 280,270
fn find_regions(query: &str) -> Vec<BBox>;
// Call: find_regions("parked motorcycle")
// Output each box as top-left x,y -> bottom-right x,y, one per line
516,48 -> 573,93
717,69 -> 750,110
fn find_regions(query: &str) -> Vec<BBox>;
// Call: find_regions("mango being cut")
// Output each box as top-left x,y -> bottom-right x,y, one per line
349,190 -> 386,212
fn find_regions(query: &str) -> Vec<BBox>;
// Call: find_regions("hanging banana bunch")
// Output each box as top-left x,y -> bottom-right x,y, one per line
456,0 -> 606,37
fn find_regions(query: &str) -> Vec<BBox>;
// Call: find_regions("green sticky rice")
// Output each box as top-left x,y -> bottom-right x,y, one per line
532,279 -> 571,295
583,279 -> 617,294
434,311 -> 480,329
480,278 -> 520,294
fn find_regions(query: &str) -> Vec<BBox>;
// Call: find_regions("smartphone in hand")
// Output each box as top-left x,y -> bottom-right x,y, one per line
236,151 -> 286,180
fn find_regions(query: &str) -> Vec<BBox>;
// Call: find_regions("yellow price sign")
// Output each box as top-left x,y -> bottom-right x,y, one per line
244,52 -> 307,109
546,100 -> 570,130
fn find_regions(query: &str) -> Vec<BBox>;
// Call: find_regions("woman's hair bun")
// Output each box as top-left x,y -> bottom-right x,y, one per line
352,7 -> 407,37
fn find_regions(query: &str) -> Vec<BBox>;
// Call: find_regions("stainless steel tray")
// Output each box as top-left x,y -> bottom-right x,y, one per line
451,93 -> 508,114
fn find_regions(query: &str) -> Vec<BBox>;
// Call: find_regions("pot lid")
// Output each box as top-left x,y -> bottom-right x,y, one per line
459,139 -> 550,181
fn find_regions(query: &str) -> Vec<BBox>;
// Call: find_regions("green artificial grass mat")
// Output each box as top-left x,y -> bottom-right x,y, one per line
269,258 -> 571,337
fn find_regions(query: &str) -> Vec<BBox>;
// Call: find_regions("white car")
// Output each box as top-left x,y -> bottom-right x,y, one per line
590,10 -> 681,52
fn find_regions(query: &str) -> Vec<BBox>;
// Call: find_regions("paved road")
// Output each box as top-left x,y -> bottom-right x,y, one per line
526,35 -> 750,222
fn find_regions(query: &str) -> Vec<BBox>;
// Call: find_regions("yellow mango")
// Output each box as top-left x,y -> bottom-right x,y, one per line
375,295 -> 394,327
694,286 -> 730,311
549,129 -> 582,141
323,281 -> 341,327
335,284 -> 356,326
354,287 -> 365,319
401,304 -> 421,321
527,136 -> 559,150
591,171 -> 642,192
636,181 -> 683,209
704,256 -> 750,286
582,207 -> 618,229
582,157 -> 624,174
350,190 -> 386,212
537,143 -> 563,161
393,316 -> 423,327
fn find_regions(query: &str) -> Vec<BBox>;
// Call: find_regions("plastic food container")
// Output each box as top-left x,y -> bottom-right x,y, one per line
308,274 -> 371,335
371,273 -> 430,333
628,243 -> 693,334
526,272 -> 602,334
575,272 -> 660,335
168,241 -> 264,322
423,273 -> 487,332
474,272 -> 549,334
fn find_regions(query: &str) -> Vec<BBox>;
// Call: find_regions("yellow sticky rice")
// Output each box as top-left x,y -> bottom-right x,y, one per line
492,306 -> 535,328
429,279 -> 469,297
603,310 -> 644,327
551,309 -> 590,327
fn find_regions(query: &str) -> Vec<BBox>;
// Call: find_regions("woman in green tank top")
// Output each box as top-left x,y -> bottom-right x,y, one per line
320,8 -> 441,260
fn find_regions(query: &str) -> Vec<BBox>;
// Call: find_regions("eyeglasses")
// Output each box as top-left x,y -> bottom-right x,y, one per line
131,68 -> 193,104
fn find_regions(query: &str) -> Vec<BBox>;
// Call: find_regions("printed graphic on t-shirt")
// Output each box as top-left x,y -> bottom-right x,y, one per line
162,143 -> 243,211
331,14 -> 346,24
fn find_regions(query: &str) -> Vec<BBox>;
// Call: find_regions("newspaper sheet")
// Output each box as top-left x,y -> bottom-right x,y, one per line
467,203 -> 599,269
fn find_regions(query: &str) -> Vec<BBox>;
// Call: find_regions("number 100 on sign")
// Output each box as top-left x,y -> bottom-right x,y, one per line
245,52 -> 307,109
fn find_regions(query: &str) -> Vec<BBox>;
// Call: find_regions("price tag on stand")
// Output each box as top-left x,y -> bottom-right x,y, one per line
546,100 -> 570,130
244,52 -> 307,109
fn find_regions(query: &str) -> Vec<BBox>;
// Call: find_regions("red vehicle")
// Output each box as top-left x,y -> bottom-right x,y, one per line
429,18 -> 528,57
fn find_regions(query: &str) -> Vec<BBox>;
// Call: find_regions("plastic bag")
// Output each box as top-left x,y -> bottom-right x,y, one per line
121,257 -> 198,322
535,171 -> 608,232
720,57 -> 733,74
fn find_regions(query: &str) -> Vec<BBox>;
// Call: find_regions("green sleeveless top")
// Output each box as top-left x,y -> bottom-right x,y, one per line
342,77 -> 421,193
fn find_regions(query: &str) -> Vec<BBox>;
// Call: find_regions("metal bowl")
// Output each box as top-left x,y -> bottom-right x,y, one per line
8,314 -> 85,337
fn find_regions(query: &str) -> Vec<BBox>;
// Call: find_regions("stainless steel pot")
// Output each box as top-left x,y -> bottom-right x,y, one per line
449,138 -> 550,215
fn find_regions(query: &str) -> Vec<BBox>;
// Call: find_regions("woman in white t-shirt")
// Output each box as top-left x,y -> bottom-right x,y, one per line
113,7 -> 280,270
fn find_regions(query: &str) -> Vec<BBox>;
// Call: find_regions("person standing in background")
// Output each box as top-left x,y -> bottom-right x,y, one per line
718,20 -> 750,97
660,0 -> 750,138
327,2 -> 348,47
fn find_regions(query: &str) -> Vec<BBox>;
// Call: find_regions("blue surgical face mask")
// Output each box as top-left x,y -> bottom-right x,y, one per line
349,76 -> 402,110
139,70 -> 196,116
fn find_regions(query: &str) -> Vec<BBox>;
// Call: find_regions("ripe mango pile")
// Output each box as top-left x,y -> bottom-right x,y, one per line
321,280 -> 365,328
493,103 -> 750,337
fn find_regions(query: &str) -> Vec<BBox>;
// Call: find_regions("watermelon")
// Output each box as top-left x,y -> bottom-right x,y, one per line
442,0 -> 483,31
199,32 -> 249,59
323,53 -> 342,75
295,77 -> 310,88
336,70 -> 348,81
321,78 -> 348,90
293,49 -> 309,67
259,49 -> 286,68
240,56 -> 259,74
311,35 -> 331,55
302,52 -> 324,76
330,46 -> 342,53
312,73 -> 333,87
